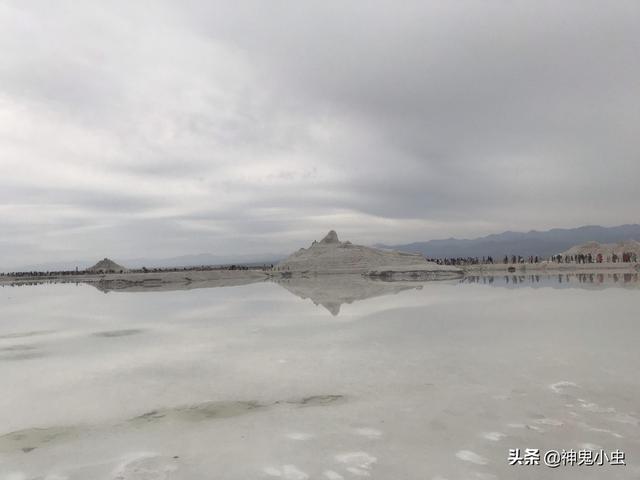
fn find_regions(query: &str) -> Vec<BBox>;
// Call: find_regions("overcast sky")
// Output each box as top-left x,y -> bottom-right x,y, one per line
1,0 -> 639,268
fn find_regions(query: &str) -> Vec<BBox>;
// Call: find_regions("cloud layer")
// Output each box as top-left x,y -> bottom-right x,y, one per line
1,0 -> 639,268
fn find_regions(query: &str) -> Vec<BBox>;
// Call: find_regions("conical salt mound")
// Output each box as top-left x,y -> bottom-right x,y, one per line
87,258 -> 126,273
275,230 -> 461,275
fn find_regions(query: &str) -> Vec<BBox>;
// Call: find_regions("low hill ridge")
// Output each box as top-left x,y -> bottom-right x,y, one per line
561,240 -> 640,259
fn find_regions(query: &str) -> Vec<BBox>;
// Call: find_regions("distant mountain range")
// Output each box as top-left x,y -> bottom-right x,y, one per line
379,224 -> 640,259
5,224 -> 640,273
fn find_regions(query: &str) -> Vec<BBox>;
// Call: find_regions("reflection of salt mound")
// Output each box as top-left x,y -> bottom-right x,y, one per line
562,240 -> 640,258
276,230 -> 460,275
87,258 -> 127,273
275,274 -> 422,315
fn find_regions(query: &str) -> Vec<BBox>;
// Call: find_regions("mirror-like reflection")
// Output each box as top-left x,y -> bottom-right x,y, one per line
274,274 -> 423,315
463,272 -> 640,289
1,279 -> 639,479
8,271 -> 639,317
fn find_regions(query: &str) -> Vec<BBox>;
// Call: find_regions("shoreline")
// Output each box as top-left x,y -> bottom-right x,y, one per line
1,261 -> 639,292
0,269 -> 269,292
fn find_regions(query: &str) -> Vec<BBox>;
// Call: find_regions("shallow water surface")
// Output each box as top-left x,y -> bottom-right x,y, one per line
0,276 -> 639,479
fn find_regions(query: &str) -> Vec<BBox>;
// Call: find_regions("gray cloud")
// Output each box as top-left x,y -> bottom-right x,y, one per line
1,0 -> 639,269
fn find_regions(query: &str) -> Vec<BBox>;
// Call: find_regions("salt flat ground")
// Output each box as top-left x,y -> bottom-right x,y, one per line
0,276 -> 638,479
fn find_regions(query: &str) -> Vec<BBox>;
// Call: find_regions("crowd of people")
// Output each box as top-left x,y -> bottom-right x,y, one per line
0,263 -> 275,278
550,252 -> 638,264
428,251 -> 639,266
429,255 -> 540,266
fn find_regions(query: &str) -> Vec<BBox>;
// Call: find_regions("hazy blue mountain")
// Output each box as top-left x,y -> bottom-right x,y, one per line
379,224 -> 640,259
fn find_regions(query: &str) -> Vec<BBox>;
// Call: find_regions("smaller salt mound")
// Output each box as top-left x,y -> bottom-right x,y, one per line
87,258 -> 127,273
561,240 -> 640,258
276,231 -> 461,275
